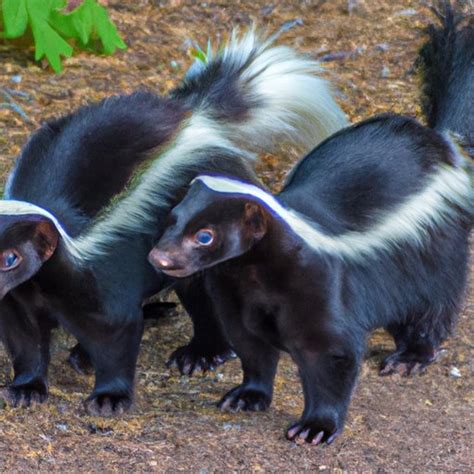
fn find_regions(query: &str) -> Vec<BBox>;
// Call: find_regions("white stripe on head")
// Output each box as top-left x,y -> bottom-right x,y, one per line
195,165 -> 472,261
0,28 -> 346,264
0,200 -> 83,260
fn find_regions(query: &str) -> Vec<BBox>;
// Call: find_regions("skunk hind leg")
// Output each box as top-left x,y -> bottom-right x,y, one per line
380,309 -> 456,376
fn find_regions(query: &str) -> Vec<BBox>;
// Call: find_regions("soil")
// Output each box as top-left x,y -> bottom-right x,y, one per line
0,0 -> 472,471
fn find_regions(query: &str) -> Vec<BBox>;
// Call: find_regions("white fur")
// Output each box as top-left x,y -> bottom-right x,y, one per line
198,29 -> 348,154
0,30 -> 348,262
72,113 -> 250,259
195,163 -> 473,261
71,30 -> 347,259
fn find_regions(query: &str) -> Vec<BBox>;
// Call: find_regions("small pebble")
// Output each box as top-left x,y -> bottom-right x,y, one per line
223,422 -> 241,431
375,43 -> 390,52
170,60 -> 179,70
261,5 -> 274,16
449,367 -> 461,378
348,0 -> 359,14
11,75 -> 22,84
381,66 -> 390,78
215,373 -> 224,382
56,423 -> 68,432
395,9 -> 418,17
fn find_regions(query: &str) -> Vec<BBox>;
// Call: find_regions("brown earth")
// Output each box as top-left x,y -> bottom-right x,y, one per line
0,0 -> 472,471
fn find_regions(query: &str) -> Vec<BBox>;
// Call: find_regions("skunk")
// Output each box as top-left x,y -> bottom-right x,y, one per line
0,31 -> 347,414
150,3 -> 473,444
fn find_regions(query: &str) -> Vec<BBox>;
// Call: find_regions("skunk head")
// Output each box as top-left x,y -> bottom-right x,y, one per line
149,180 -> 267,278
0,214 -> 59,299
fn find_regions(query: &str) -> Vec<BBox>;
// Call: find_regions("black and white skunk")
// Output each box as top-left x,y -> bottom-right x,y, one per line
150,2 -> 473,445
0,31 -> 347,414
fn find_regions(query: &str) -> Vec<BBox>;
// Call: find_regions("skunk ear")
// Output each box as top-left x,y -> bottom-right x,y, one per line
243,202 -> 267,239
32,219 -> 59,262
0,215 -> 60,299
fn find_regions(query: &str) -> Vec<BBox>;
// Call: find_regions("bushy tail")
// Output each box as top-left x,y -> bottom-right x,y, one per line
69,31 -> 349,260
418,0 -> 474,157
171,29 -> 348,155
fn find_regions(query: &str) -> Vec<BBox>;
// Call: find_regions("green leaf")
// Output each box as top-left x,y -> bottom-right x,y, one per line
191,45 -> 207,63
72,1 -> 92,44
90,0 -> 126,54
1,0 -> 125,72
26,0 -> 73,72
2,0 -> 28,37
49,0 -> 126,53
49,0 -> 92,45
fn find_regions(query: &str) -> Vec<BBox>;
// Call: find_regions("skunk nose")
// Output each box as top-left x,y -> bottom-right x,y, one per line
148,248 -> 178,269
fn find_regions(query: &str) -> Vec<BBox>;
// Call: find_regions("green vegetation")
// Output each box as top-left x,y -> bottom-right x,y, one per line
1,0 -> 126,73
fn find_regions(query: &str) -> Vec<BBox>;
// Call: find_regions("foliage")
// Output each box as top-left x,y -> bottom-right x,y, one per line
1,0 -> 126,73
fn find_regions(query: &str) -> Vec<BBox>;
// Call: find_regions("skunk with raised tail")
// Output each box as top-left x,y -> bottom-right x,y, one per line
0,31 -> 347,414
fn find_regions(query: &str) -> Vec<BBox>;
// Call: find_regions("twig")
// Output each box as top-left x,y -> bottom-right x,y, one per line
0,88 -> 32,123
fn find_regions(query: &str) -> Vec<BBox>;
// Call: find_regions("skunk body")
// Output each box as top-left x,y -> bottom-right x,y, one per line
0,93 -> 186,405
151,4 -> 473,444
0,32 -> 346,412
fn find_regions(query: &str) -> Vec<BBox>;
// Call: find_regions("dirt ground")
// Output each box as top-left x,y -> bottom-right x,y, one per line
0,0 -> 472,471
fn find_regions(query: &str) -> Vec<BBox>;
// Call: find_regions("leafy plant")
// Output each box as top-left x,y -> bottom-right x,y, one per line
1,0 -> 126,72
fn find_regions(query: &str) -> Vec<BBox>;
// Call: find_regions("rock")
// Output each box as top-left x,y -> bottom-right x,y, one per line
348,0 -> 359,15
449,367 -> 461,378
261,5 -> 274,16
375,43 -> 390,52
223,422 -> 241,431
395,9 -> 418,17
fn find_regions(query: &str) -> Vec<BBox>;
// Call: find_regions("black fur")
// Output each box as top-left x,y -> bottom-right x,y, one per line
0,33 -> 346,411
0,92 -> 257,412
151,2 -> 473,444
7,92 -> 185,218
418,0 -> 474,153
171,56 -> 256,122
0,93 -> 187,408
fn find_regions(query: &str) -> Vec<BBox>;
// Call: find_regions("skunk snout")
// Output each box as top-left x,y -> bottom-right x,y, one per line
148,248 -> 180,270
148,246 -> 197,278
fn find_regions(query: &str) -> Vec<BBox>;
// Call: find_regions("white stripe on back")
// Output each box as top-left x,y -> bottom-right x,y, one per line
195,163 -> 472,260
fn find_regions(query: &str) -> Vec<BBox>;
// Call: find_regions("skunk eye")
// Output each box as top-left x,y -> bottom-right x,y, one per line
1,250 -> 21,271
195,229 -> 214,246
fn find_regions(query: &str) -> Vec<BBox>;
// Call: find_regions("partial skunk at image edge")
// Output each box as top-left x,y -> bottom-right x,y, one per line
0,29 -> 347,414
